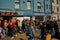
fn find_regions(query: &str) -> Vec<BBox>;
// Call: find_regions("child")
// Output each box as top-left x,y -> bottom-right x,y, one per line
0,26 -> 3,39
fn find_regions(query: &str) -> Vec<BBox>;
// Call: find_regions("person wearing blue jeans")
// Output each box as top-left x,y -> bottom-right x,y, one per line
10,19 -> 17,39
28,22 -> 35,40
10,28 -> 15,36
4,28 -> 8,35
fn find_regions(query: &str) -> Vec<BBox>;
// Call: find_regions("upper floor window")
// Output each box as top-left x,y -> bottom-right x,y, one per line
52,0 -> 54,3
52,6 -> 54,13
57,7 -> 59,12
27,1 -> 31,10
37,2 -> 41,9
49,5 -> 51,10
15,0 -> 20,9
23,0 -> 25,3
58,0 -> 60,4
57,0 -> 58,4
54,6 -> 55,10
15,4 -> 20,9
46,4 -> 48,9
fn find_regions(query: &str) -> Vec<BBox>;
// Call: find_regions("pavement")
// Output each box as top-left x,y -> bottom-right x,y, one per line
1,29 -> 59,40
2,33 -> 28,40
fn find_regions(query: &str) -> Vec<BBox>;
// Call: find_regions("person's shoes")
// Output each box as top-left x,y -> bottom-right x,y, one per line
11,37 -> 14,39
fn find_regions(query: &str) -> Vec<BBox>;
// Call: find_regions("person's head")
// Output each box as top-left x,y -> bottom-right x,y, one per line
4,20 -> 7,22
46,20 -> 50,24
11,19 -> 14,22
18,20 -> 20,22
29,20 -> 32,26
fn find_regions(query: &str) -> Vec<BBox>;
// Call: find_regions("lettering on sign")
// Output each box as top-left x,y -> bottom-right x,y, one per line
1,12 -> 17,16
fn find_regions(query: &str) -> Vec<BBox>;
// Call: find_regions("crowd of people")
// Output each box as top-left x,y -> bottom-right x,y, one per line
0,18 -> 60,40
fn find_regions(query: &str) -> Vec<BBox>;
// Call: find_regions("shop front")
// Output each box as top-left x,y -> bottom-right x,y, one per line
0,12 -> 17,20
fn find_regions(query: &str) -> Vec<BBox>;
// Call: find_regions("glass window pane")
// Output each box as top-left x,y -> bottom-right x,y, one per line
37,2 -> 41,6
46,4 -> 48,9
37,3 -> 41,6
57,0 -> 58,4
15,4 -> 20,9
27,2 -> 31,10
37,2 -> 41,9
57,7 -> 59,12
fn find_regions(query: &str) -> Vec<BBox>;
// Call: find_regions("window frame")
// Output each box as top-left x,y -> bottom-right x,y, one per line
57,7 -> 59,12
15,4 -> 20,9
37,2 -> 42,9
27,1 -> 31,10
46,4 -> 48,9
15,0 -> 20,9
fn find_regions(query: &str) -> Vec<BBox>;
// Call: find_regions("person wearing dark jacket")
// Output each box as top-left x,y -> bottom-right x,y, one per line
40,21 -> 46,40
46,20 -> 52,34
54,20 -> 59,39
22,19 -> 26,33
28,20 -> 35,40
50,20 -> 55,37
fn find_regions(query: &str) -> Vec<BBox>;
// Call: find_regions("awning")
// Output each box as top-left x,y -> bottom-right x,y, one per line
45,13 -> 51,16
17,11 -> 34,16
34,13 -> 45,16
24,12 -> 34,16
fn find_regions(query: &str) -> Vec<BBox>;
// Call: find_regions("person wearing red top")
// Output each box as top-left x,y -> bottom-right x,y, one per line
10,19 -> 17,39
10,21 -> 16,29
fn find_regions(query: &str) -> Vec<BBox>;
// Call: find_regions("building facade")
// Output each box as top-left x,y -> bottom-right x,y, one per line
0,0 -> 51,20
52,0 -> 60,20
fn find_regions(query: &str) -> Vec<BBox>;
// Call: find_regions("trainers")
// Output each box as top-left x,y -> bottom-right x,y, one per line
11,37 -> 14,39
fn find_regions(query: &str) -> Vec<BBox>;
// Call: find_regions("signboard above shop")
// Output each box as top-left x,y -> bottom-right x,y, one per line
0,12 -> 17,16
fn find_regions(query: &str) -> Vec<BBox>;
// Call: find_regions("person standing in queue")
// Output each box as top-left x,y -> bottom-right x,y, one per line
22,19 -> 26,33
40,21 -> 46,40
54,20 -> 59,39
3,20 -> 8,36
10,19 -> 17,39
46,20 -> 52,34
0,26 -> 3,39
17,20 -> 21,33
28,20 -> 35,40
